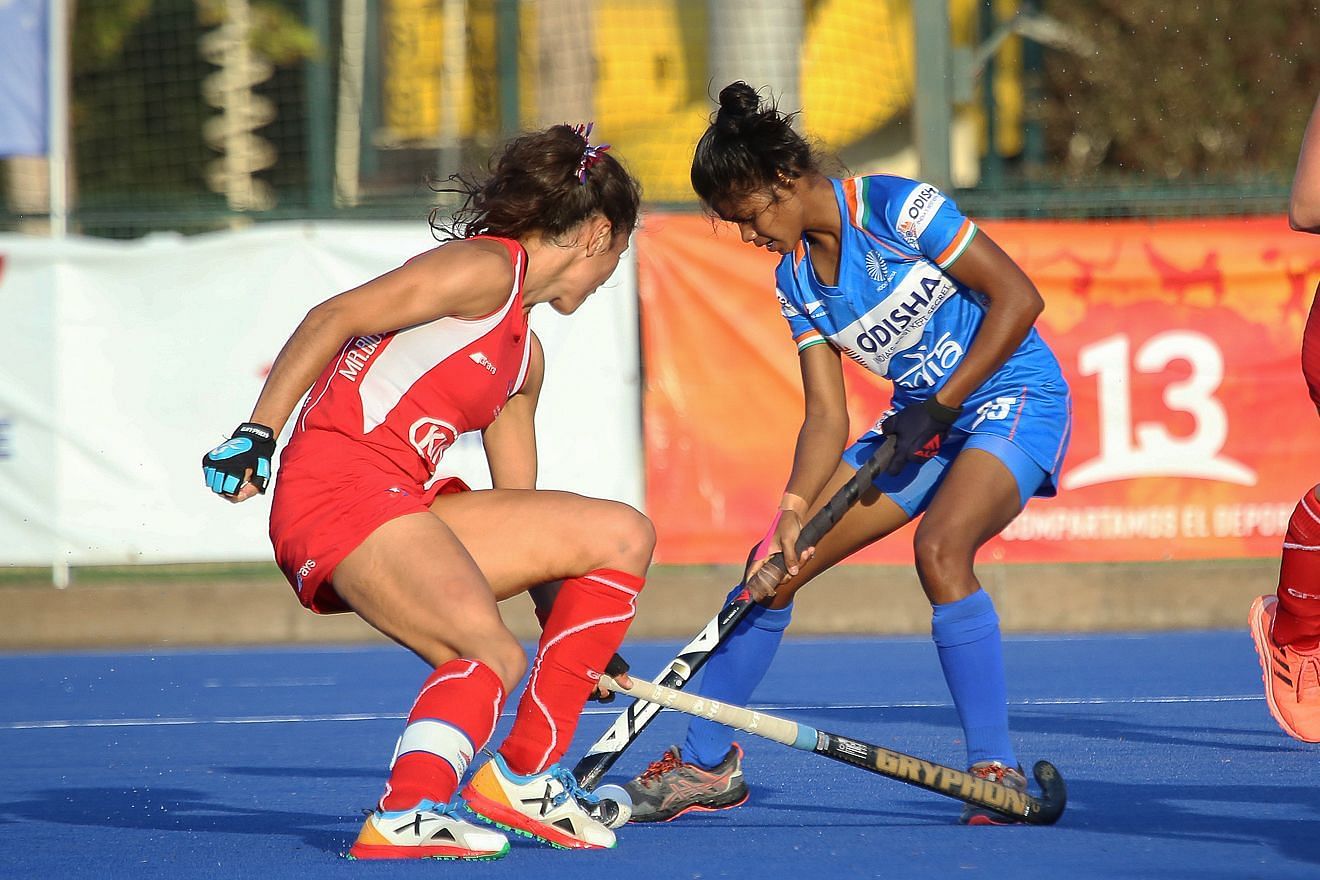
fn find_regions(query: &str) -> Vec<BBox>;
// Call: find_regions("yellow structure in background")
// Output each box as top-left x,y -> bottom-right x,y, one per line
593,2 -> 700,129
951,0 -> 1023,158
379,0 -> 1021,200
801,0 -> 914,147
588,1 -> 706,201
380,0 -> 448,143
380,0 -> 500,144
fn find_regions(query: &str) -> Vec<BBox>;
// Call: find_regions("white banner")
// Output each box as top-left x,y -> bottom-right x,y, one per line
0,223 -> 642,565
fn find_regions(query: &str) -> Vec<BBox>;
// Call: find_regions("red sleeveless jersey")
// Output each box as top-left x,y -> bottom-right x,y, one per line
289,237 -> 533,484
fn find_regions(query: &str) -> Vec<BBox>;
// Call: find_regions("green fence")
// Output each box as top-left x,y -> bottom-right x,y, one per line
0,0 -> 1304,239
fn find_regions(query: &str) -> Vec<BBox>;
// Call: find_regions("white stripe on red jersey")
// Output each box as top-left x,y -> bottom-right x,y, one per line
293,237 -> 532,484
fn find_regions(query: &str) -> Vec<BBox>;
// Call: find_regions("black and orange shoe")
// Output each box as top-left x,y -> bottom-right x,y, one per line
622,744 -> 748,823
959,761 -> 1029,826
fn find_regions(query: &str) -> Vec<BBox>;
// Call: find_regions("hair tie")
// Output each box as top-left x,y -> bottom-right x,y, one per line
571,122 -> 611,184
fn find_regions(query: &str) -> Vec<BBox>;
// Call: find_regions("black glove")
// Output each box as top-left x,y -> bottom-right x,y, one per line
202,422 -> 276,497
880,397 -> 962,476
592,653 -> 631,704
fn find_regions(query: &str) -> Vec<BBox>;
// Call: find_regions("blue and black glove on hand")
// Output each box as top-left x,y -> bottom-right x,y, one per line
880,396 -> 962,476
202,422 -> 276,497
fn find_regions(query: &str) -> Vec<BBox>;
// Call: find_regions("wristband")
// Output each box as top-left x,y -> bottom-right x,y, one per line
779,492 -> 809,517
235,422 -> 275,443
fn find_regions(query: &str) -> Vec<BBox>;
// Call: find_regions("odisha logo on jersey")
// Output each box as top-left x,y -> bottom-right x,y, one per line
853,276 -> 944,355
896,184 -> 944,248
409,417 -> 458,468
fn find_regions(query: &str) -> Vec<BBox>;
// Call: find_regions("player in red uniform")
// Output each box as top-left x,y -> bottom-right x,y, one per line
202,124 -> 651,858
1250,92 -> 1320,743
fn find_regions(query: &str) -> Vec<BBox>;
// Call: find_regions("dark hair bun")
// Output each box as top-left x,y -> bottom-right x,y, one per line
715,82 -> 761,135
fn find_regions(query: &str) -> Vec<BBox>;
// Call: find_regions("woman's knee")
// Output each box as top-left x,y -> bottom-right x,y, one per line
912,526 -> 975,594
587,501 -> 656,575
405,625 -> 527,693
469,636 -> 528,693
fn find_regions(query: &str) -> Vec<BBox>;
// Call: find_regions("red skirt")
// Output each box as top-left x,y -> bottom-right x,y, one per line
268,433 -> 469,614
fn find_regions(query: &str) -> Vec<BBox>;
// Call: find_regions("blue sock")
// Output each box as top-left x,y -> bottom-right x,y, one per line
683,588 -> 793,768
930,589 -> 1017,767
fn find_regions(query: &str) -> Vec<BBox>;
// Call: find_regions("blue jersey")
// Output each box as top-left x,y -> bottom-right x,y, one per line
774,175 -> 1070,479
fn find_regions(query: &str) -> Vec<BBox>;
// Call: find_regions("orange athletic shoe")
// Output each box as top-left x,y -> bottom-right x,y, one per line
347,800 -> 509,860
1249,595 -> 1320,743
460,752 -> 616,850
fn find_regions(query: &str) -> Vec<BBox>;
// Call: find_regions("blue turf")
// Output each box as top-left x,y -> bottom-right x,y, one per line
2,632 -> 1317,879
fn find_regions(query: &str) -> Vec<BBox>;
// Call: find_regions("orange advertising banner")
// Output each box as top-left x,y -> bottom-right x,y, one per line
638,213 -> 1320,564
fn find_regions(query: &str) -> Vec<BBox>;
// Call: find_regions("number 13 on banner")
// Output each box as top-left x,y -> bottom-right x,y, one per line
1063,330 -> 1255,490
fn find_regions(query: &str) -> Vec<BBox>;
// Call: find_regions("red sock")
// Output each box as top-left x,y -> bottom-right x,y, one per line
379,658 -> 505,811
1274,485 -> 1320,651
499,569 -> 644,775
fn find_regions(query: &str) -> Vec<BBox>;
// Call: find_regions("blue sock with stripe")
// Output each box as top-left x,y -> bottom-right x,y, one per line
931,589 -> 1017,767
683,589 -> 793,769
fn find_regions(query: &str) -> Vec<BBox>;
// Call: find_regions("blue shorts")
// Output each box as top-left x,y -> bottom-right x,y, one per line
843,430 -> 1050,519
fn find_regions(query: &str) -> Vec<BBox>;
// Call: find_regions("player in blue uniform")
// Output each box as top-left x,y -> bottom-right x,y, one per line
623,83 -> 1072,824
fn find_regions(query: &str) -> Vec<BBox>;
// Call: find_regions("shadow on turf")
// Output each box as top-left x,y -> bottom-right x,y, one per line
0,786 -> 360,855
746,776 -> 1319,868
803,705 -> 1300,755
1050,779 -> 1319,869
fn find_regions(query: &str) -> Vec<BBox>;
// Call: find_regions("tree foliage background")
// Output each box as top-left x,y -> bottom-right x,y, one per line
70,0 -> 316,208
1039,0 -> 1320,180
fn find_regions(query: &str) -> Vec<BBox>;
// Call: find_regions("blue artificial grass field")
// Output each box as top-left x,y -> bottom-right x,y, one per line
2,631 -> 1316,879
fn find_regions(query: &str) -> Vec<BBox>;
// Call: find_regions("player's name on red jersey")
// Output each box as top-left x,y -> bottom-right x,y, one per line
337,333 -> 387,383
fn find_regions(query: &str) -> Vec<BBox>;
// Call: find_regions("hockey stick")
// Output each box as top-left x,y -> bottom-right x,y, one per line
600,674 -> 1067,825
573,437 -> 897,790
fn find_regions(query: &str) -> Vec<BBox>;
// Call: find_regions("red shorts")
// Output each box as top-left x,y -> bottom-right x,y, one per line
269,434 -> 469,614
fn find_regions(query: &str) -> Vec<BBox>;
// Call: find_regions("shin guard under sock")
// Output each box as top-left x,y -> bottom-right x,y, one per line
380,658 -> 505,811
499,569 -> 643,775
931,590 -> 1016,767
684,587 -> 793,769
1275,486 -> 1320,651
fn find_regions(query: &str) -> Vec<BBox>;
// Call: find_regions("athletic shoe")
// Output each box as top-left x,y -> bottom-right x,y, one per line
347,800 -> 510,860
622,744 -> 748,822
1250,595 -> 1320,743
460,751 -> 616,850
958,761 -> 1029,826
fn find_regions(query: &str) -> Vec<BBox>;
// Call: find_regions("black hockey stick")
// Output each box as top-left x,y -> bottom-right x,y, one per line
602,674 -> 1067,825
573,437 -> 897,790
